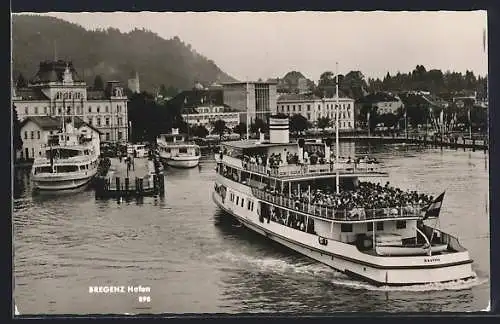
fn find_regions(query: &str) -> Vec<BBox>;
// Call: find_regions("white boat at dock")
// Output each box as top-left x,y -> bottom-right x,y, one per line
156,128 -> 200,168
212,71 -> 474,286
31,121 -> 100,191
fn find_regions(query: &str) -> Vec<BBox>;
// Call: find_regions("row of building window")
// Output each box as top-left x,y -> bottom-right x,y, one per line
89,117 -> 124,127
279,103 -> 352,112
54,91 -> 83,100
24,131 -> 41,140
184,113 -> 238,121
22,104 -> 125,115
284,109 -> 351,119
23,129 -> 125,142
103,132 -> 123,141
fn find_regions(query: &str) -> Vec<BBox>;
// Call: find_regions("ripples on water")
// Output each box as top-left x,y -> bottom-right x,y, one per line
13,143 -> 490,314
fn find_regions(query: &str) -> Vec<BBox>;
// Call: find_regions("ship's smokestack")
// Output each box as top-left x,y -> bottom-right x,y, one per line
269,116 -> 289,144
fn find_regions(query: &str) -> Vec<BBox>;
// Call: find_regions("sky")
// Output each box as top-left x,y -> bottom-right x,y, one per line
33,11 -> 488,82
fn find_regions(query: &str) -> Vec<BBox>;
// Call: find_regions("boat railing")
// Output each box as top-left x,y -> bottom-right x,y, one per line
242,160 -> 384,177
422,225 -> 466,252
33,155 -> 96,165
251,187 -> 426,221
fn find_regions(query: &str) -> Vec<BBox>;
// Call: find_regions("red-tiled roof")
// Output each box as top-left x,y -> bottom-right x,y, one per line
15,88 -> 50,100
278,93 -> 321,101
86,90 -> 107,100
30,60 -> 83,84
20,116 -> 102,134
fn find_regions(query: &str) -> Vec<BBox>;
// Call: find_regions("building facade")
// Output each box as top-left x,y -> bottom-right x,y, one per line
13,60 -> 129,143
276,93 -> 356,130
18,116 -> 101,160
222,81 -> 277,124
182,104 -> 240,133
355,92 -> 405,115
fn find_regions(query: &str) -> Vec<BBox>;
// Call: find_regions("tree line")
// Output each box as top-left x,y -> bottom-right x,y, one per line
309,65 -> 487,102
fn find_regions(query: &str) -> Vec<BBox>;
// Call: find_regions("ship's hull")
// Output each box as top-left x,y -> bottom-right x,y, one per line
212,182 -> 475,286
32,168 -> 97,191
161,155 -> 200,168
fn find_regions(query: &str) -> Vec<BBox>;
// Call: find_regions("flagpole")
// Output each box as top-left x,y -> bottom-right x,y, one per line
468,106 -> 472,140
335,62 -> 340,194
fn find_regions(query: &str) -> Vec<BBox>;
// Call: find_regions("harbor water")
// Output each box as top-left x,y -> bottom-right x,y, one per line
13,142 -> 490,314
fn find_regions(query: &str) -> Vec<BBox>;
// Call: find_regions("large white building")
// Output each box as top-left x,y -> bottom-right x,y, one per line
13,60 -> 129,143
222,81 -> 278,124
182,104 -> 240,133
276,93 -> 356,130
18,116 -> 101,160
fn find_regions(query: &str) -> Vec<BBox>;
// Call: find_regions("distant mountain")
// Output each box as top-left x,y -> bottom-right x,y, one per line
11,14 -> 238,93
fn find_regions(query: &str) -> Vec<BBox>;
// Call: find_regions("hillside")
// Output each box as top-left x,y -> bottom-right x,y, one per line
269,71 -> 315,93
11,14 -> 238,93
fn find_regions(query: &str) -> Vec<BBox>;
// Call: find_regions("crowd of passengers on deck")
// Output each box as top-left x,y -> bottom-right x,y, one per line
240,152 -> 379,170
263,181 -> 434,213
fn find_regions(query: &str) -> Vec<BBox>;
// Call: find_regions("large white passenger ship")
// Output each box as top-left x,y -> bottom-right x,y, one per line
157,128 -> 201,168
212,115 -> 475,286
31,122 -> 100,191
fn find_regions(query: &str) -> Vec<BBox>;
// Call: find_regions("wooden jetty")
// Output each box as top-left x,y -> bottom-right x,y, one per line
321,134 -> 488,152
94,156 -> 165,198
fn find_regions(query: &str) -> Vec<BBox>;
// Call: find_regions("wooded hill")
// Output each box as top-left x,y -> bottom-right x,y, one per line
12,14 -> 238,94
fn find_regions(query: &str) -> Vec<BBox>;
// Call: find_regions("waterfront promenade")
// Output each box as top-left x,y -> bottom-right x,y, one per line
94,157 -> 164,197
107,157 -> 152,184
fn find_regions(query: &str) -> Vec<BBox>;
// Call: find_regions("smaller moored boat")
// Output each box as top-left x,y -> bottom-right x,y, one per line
156,128 -> 200,168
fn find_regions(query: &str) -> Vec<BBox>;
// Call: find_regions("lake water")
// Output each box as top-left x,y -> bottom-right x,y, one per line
12,142 -> 490,314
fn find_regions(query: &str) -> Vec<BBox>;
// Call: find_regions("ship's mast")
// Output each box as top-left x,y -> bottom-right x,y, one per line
246,81 -> 250,140
335,62 -> 340,194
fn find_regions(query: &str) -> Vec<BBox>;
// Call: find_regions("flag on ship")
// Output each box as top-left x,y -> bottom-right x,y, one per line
422,191 -> 446,220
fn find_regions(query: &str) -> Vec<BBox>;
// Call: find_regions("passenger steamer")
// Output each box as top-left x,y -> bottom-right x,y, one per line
156,128 -> 201,168
31,122 -> 100,191
212,116 -> 475,286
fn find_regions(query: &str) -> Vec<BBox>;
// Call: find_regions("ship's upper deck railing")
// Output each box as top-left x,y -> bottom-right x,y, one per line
218,154 -> 387,178
251,187 -> 427,222
33,155 -> 95,166
157,139 -> 199,147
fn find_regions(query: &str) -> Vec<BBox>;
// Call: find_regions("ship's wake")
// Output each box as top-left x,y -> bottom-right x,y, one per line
208,251 -> 487,292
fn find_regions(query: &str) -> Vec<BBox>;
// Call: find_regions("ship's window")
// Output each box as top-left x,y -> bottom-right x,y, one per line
31,131 -> 34,139
367,223 -> 373,231
251,202 -> 254,211
236,196 -> 239,205
396,220 -> 406,229
179,147 -> 188,154
376,222 -> 384,231
341,224 -> 353,232
56,165 -> 78,172
247,201 -> 251,210
80,165 -> 85,170
241,198 -> 244,207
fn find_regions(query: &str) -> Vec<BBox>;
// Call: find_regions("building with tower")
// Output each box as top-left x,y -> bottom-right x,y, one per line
127,71 -> 140,94
13,60 -> 129,143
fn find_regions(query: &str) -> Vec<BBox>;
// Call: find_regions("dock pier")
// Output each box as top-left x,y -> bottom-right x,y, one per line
329,135 -> 488,152
94,156 -> 165,198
